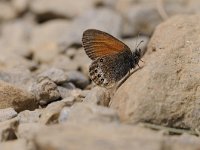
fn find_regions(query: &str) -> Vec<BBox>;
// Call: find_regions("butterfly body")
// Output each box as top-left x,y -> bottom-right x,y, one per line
82,29 -> 142,88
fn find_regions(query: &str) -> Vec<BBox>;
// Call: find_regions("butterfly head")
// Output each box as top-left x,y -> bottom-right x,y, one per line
131,40 -> 144,67
132,48 -> 141,66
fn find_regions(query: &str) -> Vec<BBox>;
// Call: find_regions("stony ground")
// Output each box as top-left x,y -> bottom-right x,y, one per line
0,0 -> 200,150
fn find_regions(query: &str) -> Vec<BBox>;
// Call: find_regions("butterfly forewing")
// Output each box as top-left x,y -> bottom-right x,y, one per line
82,29 -> 131,60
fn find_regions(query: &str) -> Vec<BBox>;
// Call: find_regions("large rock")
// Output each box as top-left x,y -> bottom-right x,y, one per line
0,80 -> 38,112
110,15 -> 200,130
32,122 -> 200,150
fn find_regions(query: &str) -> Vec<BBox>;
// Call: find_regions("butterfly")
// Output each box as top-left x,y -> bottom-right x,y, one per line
82,29 -> 143,88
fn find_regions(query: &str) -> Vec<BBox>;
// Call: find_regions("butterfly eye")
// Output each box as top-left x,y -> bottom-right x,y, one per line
100,58 -> 103,62
101,78 -> 104,82
98,74 -> 101,78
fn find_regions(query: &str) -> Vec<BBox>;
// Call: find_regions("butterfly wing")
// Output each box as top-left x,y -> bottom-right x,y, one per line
82,29 -> 131,60
89,53 -> 132,88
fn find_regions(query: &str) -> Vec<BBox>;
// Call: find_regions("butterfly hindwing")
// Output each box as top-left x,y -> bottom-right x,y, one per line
89,53 -> 132,88
82,29 -> 131,60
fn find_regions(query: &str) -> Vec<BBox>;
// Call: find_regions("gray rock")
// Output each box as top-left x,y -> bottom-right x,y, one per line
65,71 -> 90,89
38,68 -> 68,84
0,68 -> 33,90
57,85 -> 79,99
39,101 -> 70,125
0,80 -> 38,112
58,107 -> 70,123
30,19 -> 72,63
111,15 -> 200,130
73,48 -> 91,76
51,55 -> 79,71
0,51 -> 37,71
30,77 -> 61,105
0,20 -> 33,58
66,103 -> 119,123
125,4 -> 162,35
84,87 -> 110,106
18,109 -> 42,123
60,8 -> 122,47
0,108 -> 17,122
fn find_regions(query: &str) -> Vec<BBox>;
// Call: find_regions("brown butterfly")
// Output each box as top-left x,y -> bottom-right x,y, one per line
82,29 -> 143,88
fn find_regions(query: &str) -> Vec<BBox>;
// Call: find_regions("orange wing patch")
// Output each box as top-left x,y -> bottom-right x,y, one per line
82,29 -> 130,60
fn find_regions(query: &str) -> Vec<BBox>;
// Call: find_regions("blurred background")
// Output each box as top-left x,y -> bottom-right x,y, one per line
0,0 -> 199,73
0,0 -> 200,149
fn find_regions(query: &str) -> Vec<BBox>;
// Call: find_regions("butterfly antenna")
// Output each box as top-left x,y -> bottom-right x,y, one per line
136,40 -> 144,49
135,32 -> 144,49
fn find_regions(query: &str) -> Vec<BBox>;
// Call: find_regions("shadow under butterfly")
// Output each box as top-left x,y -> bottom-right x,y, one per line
82,29 -> 144,89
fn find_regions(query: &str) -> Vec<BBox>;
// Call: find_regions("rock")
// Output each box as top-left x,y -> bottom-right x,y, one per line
0,80 -> 38,112
0,108 -> 17,122
30,77 -> 61,105
0,51 -> 37,71
38,68 -> 68,84
39,101 -> 68,124
110,15 -> 200,130
84,87 -> 110,106
0,1 -> 16,21
30,0 -> 98,19
51,55 -> 79,71
18,109 -> 42,123
57,86 -> 80,99
58,107 -> 70,123
17,123 -> 46,140
65,71 -> 90,89
32,122 -> 200,150
66,103 -> 119,123
124,4 -> 162,36
163,0 -> 200,16
0,68 -> 33,90
58,87 -> 85,103
30,20 -> 71,62
12,0 -> 29,14
60,8 -> 122,46
0,20 -> 34,58
0,139 -> 29,150
32,42 -> 61,64
0,118 -> 19,141
73,48 -> 91,75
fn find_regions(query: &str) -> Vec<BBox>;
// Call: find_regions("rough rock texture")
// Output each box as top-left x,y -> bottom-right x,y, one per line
0,108 -> 17,122
0,80 -> 38,112
30,77 -> 61,105
111,15 -> 200,130
32,123 -> 200,150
